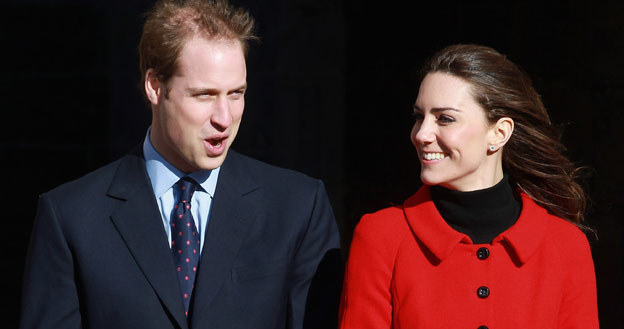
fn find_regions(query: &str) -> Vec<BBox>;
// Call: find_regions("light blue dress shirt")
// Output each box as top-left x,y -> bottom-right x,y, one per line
143,129 -> 220,255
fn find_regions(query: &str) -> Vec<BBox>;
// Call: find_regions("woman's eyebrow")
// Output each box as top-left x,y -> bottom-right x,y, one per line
413,105 -> 460,113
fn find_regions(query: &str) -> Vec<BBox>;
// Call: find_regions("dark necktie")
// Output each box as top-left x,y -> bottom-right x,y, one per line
171,177 -> 201,316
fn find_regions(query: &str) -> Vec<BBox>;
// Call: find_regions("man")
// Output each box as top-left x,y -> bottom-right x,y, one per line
20,1 -> 340,328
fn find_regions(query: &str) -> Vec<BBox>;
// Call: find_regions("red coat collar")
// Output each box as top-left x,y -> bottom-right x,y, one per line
403,185 -> 550,265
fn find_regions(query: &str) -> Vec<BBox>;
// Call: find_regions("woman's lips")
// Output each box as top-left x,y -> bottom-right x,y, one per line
422,152 -> 446,161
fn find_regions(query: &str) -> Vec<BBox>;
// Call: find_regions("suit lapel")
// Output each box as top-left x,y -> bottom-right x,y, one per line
190,151 -> 261,326
107,150 -> 189,329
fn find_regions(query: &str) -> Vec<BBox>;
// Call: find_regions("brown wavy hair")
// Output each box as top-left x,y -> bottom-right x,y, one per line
421,44 -> 587,225
139,0 -> 257,98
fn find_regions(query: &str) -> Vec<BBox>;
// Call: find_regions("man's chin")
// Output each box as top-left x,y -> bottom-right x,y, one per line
195,153 -> 227,171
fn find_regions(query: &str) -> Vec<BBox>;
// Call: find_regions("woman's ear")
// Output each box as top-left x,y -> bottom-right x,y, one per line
144,68 -> 162,105
488,117 -> 514,152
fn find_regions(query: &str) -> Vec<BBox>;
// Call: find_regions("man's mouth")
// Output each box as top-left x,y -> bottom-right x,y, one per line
208,139 -> 222,147
206,137 -> 226,147
203,136 -> 228,156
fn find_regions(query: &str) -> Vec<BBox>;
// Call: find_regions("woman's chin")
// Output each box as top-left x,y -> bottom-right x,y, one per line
420,175 -> 442,187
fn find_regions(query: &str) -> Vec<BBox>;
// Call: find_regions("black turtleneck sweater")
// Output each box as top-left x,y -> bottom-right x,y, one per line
430,175 -> 522,244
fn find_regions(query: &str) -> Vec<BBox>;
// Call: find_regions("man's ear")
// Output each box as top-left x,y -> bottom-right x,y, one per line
145,69 -> 162,105
488,116 -> 514,151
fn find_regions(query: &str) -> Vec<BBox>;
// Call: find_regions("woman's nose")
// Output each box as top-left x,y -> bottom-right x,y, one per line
412,119 -> 435,144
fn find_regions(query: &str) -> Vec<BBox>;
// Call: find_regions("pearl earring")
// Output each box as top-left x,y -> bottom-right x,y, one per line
489,145 -> 496,151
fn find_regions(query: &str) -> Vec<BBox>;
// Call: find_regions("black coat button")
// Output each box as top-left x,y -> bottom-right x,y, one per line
478,326 -> 489,329
477,286 -> 490,298
477,247 -> 489,260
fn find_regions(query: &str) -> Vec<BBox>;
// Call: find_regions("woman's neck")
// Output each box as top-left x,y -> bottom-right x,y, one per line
430,175 -> 522,244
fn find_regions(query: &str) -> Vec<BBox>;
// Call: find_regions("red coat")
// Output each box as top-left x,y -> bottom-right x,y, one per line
339,186 -> 598,329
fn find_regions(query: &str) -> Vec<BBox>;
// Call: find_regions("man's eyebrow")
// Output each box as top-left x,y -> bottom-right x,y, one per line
187,84 -> 248,94
187,87 -> 218,94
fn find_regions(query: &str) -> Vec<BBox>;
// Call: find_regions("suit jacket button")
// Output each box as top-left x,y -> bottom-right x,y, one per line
477,247 -> 489,260
477,286 -> 490,298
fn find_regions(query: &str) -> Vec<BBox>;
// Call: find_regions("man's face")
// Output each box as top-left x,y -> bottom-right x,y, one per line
148,37 -> 247,173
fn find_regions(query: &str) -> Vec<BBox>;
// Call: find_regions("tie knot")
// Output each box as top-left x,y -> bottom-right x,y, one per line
175,177 -> 198,204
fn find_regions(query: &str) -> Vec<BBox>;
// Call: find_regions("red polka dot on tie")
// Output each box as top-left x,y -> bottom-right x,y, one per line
172,179 -> 201,315
185,311 -> 188,316
172,241 -> 175,245
172,223 -> 176,227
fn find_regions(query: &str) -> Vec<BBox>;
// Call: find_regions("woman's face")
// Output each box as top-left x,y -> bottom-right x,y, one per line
411,72 -> 501,191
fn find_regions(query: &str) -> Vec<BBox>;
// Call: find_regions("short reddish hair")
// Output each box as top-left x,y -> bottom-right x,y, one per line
138,0 -> 256,97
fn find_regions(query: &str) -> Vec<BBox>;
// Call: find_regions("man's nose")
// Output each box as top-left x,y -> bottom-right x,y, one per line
211,97 -> 233,130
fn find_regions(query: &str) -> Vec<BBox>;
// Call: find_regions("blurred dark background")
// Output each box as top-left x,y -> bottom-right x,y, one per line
3,0 -> 623,327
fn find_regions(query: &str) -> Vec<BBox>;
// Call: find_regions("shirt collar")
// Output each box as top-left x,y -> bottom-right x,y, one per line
403,185 -> 549,265
143,128 -> 220,198
498,192 -> 550,264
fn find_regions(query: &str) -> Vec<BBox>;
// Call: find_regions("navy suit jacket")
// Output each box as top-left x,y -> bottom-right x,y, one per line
21,148 -> 341,329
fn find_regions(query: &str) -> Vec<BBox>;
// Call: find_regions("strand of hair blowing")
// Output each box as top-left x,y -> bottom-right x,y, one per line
423,44 -> 587,226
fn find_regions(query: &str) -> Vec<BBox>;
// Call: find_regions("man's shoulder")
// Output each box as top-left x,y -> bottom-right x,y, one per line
44,155 -> 131,203
227,150 -> 321,188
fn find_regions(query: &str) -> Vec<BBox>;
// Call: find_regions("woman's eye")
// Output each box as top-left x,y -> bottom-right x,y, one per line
437,114 -> 455,123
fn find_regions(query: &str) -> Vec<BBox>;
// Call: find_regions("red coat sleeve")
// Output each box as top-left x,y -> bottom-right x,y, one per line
556,227 -> 599,329
339,210 -> 408,329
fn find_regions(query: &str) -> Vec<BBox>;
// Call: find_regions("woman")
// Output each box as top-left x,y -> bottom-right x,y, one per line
339,44 -> 598,329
